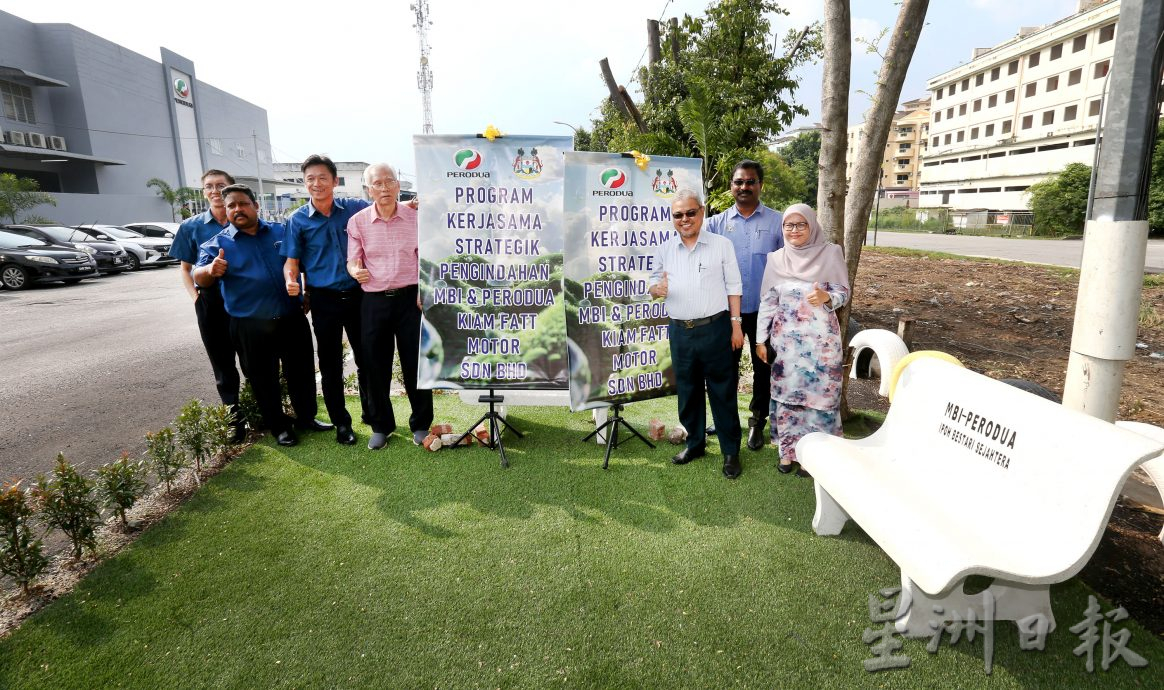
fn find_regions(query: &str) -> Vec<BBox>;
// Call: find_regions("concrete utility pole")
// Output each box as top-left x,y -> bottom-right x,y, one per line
252,131 -> 265,215
1063,0 -> 1164,420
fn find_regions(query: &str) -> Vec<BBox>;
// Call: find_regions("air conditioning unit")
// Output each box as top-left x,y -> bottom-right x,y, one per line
27,132 -> 46,148
7,130 -> 27,146
48,136 -> 66,151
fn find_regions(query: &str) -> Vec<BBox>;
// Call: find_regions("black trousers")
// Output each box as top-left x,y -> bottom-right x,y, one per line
669,312 -> 741,456
309,288 -> 370,428
194,287 -> 241,407
230,311 -> 318,435
733,310 -> 771,425
361,286 -> 434,434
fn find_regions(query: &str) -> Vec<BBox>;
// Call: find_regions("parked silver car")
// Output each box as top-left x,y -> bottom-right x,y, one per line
74,224 -> 178,270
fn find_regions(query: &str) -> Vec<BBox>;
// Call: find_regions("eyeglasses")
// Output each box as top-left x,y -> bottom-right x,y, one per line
732,178 -> 758,187
203,183 -> 228,191
370,179 -> 399,189
673,209 -> 701,219
783,222 -> 810,231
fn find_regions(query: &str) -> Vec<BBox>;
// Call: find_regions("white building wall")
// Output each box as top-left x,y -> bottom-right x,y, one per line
918,0 -> 1119,211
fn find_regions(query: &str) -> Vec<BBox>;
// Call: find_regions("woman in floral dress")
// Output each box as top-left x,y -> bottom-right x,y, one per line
756,204 -> 851,475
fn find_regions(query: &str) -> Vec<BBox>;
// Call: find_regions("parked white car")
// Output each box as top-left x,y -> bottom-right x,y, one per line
123,221 -> 180,239
73,224 -> 178,270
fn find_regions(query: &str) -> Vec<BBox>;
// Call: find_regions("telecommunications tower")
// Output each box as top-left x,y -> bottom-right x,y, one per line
412,1 -> 434,134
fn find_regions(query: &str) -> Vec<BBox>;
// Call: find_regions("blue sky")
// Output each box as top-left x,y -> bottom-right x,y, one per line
4,0 -> 1080,182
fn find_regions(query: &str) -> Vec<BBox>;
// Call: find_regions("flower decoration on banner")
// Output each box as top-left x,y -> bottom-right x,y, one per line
482,124 -> 503,141
630,150 -> 651,171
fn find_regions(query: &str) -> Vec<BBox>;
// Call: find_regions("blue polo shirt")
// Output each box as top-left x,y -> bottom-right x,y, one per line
705,204 -> 783,313
169,211 -> 230,264
196,221 -> 299,319
282,196 -> 370,290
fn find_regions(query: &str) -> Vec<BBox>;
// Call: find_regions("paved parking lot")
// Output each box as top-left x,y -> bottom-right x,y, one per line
0,267 -> 218,480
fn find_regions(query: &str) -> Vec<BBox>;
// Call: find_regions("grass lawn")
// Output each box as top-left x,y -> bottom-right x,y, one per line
1,395 -> 1160,688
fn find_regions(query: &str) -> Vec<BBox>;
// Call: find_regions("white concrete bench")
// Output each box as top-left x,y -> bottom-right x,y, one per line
1114,421 -> 1164,545
797,357 -> 1164,637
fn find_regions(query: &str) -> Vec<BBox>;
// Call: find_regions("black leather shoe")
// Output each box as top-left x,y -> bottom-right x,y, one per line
230,423 -> 248,444
723,454 -> 742,479
297,418 -> 335,432
335,425 -> 357,445
671,445 -> 706,465
705,425 -> 716,436
746,419 -> 765,451
777,461 -> 797,474
275,430 -> 298,447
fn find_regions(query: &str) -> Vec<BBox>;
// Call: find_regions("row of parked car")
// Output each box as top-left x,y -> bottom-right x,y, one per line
0,222 -> 182,290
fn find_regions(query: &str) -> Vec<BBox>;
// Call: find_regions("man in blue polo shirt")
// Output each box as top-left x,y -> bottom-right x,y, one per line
193,184 -> 319,447
168,169 -> 245,442
705,159 -> 783,451
282,154 -> 370,446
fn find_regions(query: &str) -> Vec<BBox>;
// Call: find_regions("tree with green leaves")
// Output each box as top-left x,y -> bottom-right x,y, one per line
1148,118 -> 1164,231
1027,162 -> 1091,236
585,0 -> 818,201
0,173 -> 56,224
175,399 -> 210,484
146,177 -> 200,222
777,130 -> 820,206
32,454 -> 102,560
146,426 -> 187,494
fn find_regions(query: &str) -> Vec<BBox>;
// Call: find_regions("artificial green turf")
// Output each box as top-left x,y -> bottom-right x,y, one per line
1,396 -> 1161,688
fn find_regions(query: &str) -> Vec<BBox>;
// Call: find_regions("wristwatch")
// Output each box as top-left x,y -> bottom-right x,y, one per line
730,316 -> 742,323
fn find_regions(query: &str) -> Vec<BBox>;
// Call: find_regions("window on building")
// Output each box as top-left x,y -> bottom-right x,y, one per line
207,138 -> 223,155
985,123 -> 995,137
971,127 -> 979,140
0,80 -> 36,124
1046,75 -> 1059,92
1050,43 -> 1063,60
1006,88 -> 1015,103
936,88 -> 943,100
959,103 -> 967,116
957,131 -> 965,142
1028,51 -> 1041,68
1068,68 -> 1082,86
338,177 -> 346,186
1088,99 -> 1101,117
1022,115 -> 1033,129
897,175 -> 909,184
932,136 -> 940,147
1099,23 -> 1115,43
961,78 -> 970,90
1073,35 -> 1087,52
975,74 -> 984,86
1025,82 -> 1037,97
944,133 -> 952,145
934,111 -> 942,122
1002,119 -> 1012,134
1064,105 -> 1078,121
1042,110 -> 1054,126
991,66 -> 1001,81
973,99 -> 982,112
1094,60 -> 1110,79
947,107 -> 954,118
988,94 -> 998,108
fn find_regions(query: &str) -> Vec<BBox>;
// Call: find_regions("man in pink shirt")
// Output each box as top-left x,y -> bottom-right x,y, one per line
347,163 -> 434,450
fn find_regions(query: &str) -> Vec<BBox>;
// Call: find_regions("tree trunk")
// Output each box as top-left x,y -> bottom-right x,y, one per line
599,58 -> 633,122
837,0 -> 931,420
842,0 -> 930,288
648,19 -> 662,67
817,0 -> 851,246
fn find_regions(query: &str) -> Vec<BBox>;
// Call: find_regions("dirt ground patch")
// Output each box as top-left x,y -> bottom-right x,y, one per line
850,250 -> 1164,637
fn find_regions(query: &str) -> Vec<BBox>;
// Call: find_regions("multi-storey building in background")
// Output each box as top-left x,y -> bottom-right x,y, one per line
846,97 -> 930,200
919,0 -> 1119,212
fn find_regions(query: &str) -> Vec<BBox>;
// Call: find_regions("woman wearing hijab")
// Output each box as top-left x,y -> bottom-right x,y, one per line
755,204 -> 851,475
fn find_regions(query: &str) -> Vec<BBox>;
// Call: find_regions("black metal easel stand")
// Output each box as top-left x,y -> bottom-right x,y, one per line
453,390 -> 524,468
582,403 -> 655,469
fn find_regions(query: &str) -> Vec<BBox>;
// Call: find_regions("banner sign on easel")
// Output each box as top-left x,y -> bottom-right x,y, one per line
561,151 -> 704,411
414,133 -> 574,390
